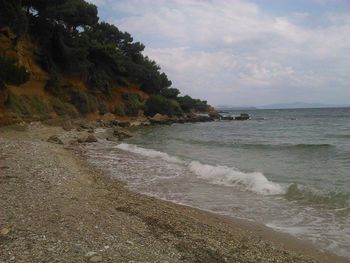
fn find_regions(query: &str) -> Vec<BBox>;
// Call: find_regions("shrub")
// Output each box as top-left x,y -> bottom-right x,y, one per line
114,106 -> 125,116
145,95 -> 183,116
176,95 -> 208,113
98,101 -> 108,115
121,93 -> 144,116
69,89 -> 97,115
160,87 -> 180,99
51,98 -> 79,117
5,93 -> 51,118
45,66 -> 62,96
5,92 -> 31,115
0,56 -> 30,88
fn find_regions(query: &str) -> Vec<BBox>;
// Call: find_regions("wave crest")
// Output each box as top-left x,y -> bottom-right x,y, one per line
116,143 -> 285,195
116,143 -> 184,164
285,183 -> 350,209
189,161 -> 285,195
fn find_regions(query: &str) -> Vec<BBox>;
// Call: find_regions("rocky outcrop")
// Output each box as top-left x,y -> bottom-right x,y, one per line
149,114 -> 172,125
117,121 -> 131,128
207,106 -> 222,119
112,128 -> 132,141
185,113 -> 213,122
221,116 -> 234,120
234,113 -> 250,120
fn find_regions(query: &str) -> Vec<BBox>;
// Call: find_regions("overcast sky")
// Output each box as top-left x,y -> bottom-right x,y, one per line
88,0 -> 349,106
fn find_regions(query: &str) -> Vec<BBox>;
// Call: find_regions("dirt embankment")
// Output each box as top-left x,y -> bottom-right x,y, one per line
0,28 -> 148,126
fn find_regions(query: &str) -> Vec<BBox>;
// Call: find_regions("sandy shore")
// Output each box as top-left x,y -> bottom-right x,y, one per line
0,123 -> 348,263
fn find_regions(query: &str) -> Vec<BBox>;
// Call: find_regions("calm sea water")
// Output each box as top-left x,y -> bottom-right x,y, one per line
86,107 -> 350,257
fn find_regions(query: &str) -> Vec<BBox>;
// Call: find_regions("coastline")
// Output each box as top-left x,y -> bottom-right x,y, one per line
0,123 -> 348,262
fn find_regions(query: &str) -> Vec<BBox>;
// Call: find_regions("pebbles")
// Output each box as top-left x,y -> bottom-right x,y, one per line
0,125 -> 344,263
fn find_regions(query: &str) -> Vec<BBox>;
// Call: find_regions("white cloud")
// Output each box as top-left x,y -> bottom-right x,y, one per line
92,0 -> 350,105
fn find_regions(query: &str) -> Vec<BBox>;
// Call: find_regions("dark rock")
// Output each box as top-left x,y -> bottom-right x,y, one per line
207,106 -> 221,119
62,121 -> 74,131
184,113 -> 213,122
109,120 -> 119,127
234,113 -> 250,120
113,128 -> 133,141
77,135 -> 97,143
85,135 -> 98,143
117,121 -> 131,128
47,135 -> 63,145
221,116 -> 234,120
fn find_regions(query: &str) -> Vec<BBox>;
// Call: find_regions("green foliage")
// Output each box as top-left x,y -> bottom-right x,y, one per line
69,89 -> 97,115
145,95 -> 183,117
0,0 -> 28,36
5,92 -> 50,118
114,106 -> 124,116
176,95 -> 208,113
22,0 -> 98,29
6,92 -> 31,115
161,87 -> 180,99
51,98 -> 79,117
122,93 -> 143,116
0,56 -> 30,88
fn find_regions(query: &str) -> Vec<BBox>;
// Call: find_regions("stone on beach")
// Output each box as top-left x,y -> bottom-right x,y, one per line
47,135 -> 63,145
77,134 -> 98,143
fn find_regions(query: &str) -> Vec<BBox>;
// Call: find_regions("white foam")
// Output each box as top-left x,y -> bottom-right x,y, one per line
116,143 -> 285,195
188,161 -> 285,195
116,143 -> 184,164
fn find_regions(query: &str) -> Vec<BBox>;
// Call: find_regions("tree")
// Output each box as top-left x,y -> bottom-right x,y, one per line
0,0 -> 28,36
176,95 -> 208,112
161,88 -> 180,99
145,95 -> 183,116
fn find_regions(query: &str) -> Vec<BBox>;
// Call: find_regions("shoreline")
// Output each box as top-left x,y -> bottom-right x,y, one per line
0,123 -> 348,262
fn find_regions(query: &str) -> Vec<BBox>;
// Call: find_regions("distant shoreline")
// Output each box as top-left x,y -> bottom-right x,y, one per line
217,105 -> 350,111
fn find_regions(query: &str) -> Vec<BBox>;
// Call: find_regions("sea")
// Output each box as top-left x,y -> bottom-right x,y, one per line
85,107 -> 350,257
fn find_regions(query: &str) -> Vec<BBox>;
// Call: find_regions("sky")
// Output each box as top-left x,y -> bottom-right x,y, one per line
87,0 -> 350,106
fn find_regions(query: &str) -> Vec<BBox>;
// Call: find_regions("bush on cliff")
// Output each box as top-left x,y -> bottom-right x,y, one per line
176,95 -> 208,113
161,87 -> 180,99
121,93 -> 144,116
145,95 -> 183,117
69,89 -> 97,115
0,56 -> 30,90
5,92 -> 50,118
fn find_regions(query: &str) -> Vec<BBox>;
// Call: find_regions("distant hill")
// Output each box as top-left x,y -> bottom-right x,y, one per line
257,102 -> 349,109
216,105 -> 257,112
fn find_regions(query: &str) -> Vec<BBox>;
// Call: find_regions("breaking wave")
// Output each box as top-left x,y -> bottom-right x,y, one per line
188,161 -> 285,195
285,183 -> 350,209
116,143 -> 184,164
116,143 -> 285,196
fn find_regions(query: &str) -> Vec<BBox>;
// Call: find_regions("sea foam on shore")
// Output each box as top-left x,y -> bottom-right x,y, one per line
117,143 -> 284,195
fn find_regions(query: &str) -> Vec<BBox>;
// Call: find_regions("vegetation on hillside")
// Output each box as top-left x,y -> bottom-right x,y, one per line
0,56 -> 30,90
0,0 -> 208,117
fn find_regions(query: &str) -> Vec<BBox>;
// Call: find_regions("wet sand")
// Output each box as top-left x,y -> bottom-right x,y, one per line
0,123 -> 348,262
